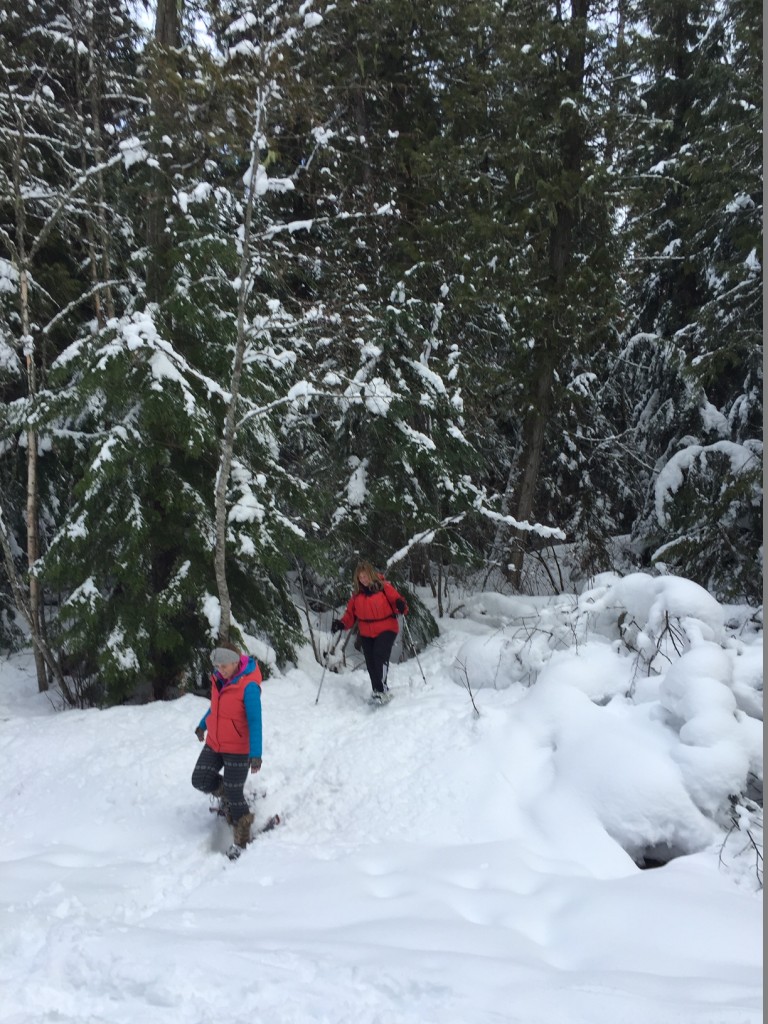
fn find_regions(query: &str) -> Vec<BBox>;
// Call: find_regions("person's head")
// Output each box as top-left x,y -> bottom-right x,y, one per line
211,642 -> 241,679
352,560 -> 381,594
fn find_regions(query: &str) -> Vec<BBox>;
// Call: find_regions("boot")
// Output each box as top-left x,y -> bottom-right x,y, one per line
232,811 -> 255,848
211,777 -> 225,799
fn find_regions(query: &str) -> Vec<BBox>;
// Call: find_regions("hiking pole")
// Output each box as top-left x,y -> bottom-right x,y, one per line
314,647 -> 329,704
315,622 -> 339,704
402,616 -> 427,686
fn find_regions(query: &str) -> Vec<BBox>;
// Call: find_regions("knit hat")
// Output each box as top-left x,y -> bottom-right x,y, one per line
211,646 -> 240,667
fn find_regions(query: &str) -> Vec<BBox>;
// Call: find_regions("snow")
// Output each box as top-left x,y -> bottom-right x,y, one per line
0,256 -> 18,294
699,398 -> 729,435
654,440 -> 761,527
346,456 -> 367,507
0,573 -> 762,1024
118,136 -> 149,170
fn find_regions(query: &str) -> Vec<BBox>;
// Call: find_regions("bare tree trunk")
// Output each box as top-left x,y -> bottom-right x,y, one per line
213,103 -> 266,642
146,0 -> 182,303
604,0 -> 627,169
9,90 -> 48,690
0,501 -> 68,693
506,349 -> 558,588
74,10 -> 109,328
19,264 -> 48,691
86,5 -> 116,322
4,85 -> 48,690
154,0 -> 181,48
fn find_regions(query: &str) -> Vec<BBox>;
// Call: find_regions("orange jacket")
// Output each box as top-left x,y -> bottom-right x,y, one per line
205,657 -> 262,756
340,578 -> 408,638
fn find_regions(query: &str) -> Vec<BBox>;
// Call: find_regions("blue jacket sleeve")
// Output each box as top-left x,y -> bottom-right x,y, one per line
198,708 -> 210,730
243,683 -> 263,759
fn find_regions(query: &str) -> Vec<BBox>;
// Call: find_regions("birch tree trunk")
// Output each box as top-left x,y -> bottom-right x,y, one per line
7,86 -> 48,691
0,501 -> 68,693
18,259 -> 48,691
213,103 -> 267,643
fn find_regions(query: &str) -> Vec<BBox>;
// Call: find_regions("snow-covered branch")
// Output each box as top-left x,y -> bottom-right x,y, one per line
385,515 -> 468,570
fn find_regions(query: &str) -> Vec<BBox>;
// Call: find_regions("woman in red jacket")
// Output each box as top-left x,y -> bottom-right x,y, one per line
331,561 -> 408,703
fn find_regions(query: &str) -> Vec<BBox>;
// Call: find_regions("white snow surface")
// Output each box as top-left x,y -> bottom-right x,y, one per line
0,574 -> 762,1024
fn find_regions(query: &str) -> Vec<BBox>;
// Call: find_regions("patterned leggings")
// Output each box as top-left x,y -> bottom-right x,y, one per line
191,744 -> 250,822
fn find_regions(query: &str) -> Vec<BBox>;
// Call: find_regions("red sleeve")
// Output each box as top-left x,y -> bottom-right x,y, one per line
340,595 -> 358,630
383,581 -> 408,614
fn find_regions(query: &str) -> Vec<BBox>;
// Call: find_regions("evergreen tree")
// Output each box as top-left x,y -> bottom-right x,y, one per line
609,0 -> 762,598
275,0 -> 486,589
35,2 -> 345,699
398,0 -> 623,586
0,0 -> 142,690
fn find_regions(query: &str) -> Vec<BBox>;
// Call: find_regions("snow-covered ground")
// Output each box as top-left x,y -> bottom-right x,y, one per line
0,573 -> 762,1024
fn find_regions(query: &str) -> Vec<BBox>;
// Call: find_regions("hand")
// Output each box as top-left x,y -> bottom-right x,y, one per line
250,757 -> 262,773
195,726 -> 205,742
331,619 -> 344,633
395,599 -> 406,613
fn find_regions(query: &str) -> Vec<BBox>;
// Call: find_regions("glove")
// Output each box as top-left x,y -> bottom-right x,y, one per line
195,726 -> 205,742
395,599 -> 406,613
250,757 -> 262,773
331,619 -> 344,633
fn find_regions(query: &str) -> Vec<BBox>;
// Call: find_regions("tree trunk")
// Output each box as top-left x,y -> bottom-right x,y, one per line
19,265 -> 48,691
508,0 -> 589,590
0,502 -> 68,693
506,348 -> 558,588
213,104 -> 266,642
86,9 -> 116,322
146,0 -> 182,303
7,86 -> 48,690
74,10 -> 114,328
154,0 -> 181,47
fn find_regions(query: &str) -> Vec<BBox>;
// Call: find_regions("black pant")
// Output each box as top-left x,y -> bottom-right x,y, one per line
191,744 -> 250,822
360,630 -> 396,694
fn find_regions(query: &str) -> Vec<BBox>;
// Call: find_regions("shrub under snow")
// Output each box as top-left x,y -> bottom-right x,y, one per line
450,571 -> 762,871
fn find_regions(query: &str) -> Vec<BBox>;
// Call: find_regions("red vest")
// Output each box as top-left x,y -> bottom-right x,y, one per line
206,659 -> 262,755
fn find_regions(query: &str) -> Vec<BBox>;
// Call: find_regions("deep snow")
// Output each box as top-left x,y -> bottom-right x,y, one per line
0,573 -> 762,1024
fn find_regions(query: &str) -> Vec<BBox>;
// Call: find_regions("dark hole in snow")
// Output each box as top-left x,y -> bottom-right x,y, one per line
633,841 -> 687,870
635,854 -> 667,870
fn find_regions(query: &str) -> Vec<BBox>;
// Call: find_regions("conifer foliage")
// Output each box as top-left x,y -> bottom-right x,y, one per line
605,0 -> 762,600
0,0 -> 760,703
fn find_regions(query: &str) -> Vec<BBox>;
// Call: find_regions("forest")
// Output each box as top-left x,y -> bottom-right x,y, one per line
0,0 -> 761,704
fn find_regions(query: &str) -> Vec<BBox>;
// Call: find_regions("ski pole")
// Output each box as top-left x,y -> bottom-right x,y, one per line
402,616 -> 427,685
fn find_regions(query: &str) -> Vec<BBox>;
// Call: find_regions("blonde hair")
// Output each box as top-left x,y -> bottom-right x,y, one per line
352,560 -> 383,594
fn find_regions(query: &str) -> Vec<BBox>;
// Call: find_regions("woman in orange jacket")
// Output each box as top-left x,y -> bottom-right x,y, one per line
331,560 -> 408,703
191,641 -> 263,850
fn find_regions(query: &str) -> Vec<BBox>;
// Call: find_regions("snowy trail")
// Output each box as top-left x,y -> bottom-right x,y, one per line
0,611 -> 762,1024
